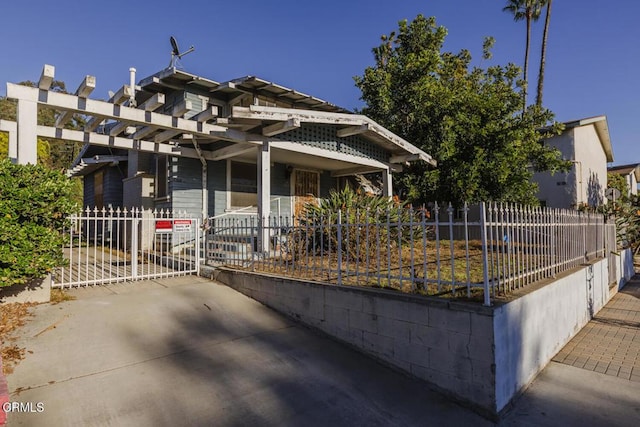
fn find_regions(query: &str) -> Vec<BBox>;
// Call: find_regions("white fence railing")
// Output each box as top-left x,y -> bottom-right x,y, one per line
206,202 -> 616,305
54,207 -> 200,288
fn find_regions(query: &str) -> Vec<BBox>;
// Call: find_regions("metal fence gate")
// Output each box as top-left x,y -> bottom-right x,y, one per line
53,208 -> 200,288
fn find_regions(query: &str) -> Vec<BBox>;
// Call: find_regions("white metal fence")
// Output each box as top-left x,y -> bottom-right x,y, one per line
54,208 -> 200,288
206,202 -> 616,305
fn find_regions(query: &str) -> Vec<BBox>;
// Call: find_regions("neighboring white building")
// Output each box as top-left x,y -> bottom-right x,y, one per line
533,116 -> 613,209
607,163 -> 640,197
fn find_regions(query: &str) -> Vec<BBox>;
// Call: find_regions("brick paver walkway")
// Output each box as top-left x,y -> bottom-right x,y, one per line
553,277 -> 640,382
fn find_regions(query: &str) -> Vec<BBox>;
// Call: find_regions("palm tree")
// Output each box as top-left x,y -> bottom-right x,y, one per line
536,0 -> 552,107
502,0 -> 543,108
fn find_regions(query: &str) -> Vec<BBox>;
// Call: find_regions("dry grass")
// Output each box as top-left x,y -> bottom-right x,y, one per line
224,237 -> 560,302
231,239 -> 489,301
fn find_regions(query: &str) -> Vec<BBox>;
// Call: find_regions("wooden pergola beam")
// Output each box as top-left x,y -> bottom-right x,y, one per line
55,75 -> 97,128
84,84 -> 133,132
336,124 -> 369,138
38,64 -> 55,90
389,153 -> 421,163
207,143 -> 256,161
139,93 -> 165,112
262,118 -> 300,136
192,106 -> 219,122
38,124 -> 223,162
7,83 -> 225,139
331,166 -> 382,177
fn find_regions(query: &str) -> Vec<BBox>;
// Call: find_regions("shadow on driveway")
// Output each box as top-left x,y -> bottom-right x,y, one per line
7,277 -> 490,426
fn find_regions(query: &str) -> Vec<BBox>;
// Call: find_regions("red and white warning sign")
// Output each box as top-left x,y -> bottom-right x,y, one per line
155,219 -> 193,233
155,220 -> 173,233
173,219 -> 193,233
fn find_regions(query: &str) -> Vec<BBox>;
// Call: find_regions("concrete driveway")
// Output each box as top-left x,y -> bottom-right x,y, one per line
6,277 -> 490,426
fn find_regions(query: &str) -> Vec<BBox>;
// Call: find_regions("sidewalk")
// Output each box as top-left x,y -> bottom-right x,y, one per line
502,276 -> 640,426
552,278 -> 640,381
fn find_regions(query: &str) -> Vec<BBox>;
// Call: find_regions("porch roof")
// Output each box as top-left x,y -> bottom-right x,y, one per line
139,67 -> 347,113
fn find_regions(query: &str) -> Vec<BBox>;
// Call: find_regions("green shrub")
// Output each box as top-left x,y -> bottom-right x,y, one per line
292,186 -> 427,262
0,159 -> 76,287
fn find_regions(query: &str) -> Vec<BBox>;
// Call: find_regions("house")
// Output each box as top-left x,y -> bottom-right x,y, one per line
65,67 -> 434,218
31,65 -> 434,251
607,163 -> 640,197
533,116 -> 614,209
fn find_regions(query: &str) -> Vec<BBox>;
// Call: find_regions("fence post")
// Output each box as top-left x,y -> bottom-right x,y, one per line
479,202 -> 491,306
196,218 -> 201,276
337,210 -> 343,286
131,209 -> 139,280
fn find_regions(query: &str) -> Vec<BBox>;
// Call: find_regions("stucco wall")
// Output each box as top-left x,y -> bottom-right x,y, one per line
493,248 -> 633,412
533,124 -> 608,209
533,129 -> 577,208
573,125 -> 607,207
493,260 -> 607,411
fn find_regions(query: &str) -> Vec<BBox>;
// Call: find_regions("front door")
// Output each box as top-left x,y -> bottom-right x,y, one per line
293,169 -> 320,218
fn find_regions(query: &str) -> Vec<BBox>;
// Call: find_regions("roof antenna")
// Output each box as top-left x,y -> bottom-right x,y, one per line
169,36 -> 195,69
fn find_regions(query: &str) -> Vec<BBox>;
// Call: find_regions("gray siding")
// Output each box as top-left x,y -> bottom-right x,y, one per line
170,157 -> 203,217
164,158 -> 336,219
208,159 -> 227,217
83,165 -> 124,209
103,166 -> 125,208
83,174 -> 94,208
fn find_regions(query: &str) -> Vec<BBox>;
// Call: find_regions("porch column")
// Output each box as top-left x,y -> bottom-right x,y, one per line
0,120 -> 17,162
17,99 -> 38,165
257,141 -> 271,253
382,167 -> 393,198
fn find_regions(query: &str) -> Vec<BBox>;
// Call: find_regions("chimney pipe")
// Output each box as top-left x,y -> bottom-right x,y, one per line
129,67 -> 136,107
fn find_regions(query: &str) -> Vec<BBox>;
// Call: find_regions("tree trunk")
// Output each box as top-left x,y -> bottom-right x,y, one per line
523,11 -> 532,111
536,0 -> 552,107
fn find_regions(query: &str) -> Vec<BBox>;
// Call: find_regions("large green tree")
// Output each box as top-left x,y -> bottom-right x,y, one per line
355,15 -> 567,205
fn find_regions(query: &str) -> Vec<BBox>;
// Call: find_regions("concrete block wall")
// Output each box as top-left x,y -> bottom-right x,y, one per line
215,269 -> 497,414
213,250 -> 634,417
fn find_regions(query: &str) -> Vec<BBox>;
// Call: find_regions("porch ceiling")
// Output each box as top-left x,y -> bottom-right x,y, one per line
231,147 -> 379,173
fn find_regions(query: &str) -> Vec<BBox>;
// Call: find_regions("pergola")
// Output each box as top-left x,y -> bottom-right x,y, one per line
2,64 -> 435,251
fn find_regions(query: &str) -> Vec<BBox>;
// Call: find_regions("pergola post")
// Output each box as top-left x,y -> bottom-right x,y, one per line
8,130 -> 17,162
382,167 -> 393,198
257,141 -> 271,253
17,99 -> 38,165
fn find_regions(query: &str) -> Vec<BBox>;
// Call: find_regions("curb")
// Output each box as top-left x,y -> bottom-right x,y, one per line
0,354 -> 7,425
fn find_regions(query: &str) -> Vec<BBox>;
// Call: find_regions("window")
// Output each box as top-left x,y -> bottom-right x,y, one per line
293,169 -> 320,216
155,155 -> 168,199
229,161 -> 257,208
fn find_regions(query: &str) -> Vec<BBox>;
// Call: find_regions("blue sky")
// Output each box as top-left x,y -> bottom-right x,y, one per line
1,0 -> 637,165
